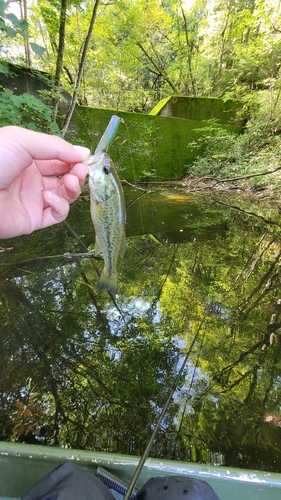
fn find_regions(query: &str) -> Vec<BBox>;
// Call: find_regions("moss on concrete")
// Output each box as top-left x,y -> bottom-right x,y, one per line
0,61 -> 52,99
150,95 -> 245,127
69,104 -> 243,182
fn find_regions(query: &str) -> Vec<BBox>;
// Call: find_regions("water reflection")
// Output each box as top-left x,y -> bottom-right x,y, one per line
1,186 -> 281,473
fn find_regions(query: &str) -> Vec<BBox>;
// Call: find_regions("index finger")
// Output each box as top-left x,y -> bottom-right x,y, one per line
35,158 -> 87,176
14,127 -> 90,164
0,126 -> 90,188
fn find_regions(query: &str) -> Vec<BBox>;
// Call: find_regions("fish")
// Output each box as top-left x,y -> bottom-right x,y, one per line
87,151 -> 126,295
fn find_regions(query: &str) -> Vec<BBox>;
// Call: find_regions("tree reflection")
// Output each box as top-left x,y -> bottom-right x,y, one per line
0,189 -> 281,472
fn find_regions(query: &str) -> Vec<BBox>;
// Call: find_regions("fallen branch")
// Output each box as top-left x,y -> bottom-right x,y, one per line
122,179 -> 150,192
212,199 -> 279,226
0,252 -> 98,268
187,165 -> 281,185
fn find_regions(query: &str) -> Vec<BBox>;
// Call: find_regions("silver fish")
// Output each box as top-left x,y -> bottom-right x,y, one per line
87,151 -> 126,294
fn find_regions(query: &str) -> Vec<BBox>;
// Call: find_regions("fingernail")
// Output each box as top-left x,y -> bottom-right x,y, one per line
73,145 -> 91,159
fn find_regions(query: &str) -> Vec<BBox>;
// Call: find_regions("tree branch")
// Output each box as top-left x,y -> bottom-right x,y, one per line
136,42 -> 178,93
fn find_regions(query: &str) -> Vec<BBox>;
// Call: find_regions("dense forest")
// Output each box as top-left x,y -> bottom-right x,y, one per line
0,0 -> 279,110
0,0 -> 280,192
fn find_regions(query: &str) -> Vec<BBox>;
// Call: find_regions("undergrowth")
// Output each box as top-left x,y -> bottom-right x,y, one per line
188,90 -> 281,196
0,87 -> 61,134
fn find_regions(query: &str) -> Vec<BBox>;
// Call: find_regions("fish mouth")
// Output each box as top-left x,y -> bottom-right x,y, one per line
84,152 -> 102,170
87,160 -> 101,173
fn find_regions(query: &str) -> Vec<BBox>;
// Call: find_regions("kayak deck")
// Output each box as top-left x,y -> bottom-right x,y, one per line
0,442 -> 281,500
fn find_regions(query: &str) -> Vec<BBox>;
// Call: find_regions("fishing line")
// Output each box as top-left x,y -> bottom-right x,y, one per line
123,316 -> 206,500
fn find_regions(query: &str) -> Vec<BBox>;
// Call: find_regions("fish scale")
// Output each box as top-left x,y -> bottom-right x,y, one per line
87,151 -> 126,295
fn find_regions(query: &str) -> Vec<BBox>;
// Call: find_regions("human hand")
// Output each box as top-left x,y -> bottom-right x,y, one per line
0,126 -> 90,239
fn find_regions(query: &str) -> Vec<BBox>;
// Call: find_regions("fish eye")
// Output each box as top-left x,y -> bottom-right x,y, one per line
103,165 -> 110,175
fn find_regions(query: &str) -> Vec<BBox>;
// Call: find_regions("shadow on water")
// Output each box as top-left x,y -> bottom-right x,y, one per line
1,184 -> 281,472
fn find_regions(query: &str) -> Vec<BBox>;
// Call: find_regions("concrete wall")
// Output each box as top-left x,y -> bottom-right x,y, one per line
150,95 -> 245,126
0,62 -> 52,98
69,104 -> 243,182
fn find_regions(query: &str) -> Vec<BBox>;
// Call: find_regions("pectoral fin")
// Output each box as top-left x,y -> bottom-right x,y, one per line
91,199 -> 103,219
94,238 -> 102,256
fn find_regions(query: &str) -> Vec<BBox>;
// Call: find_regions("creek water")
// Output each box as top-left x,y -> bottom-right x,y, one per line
1,184 -> 281,473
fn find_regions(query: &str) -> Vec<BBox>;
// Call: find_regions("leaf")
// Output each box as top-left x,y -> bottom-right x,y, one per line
12,423 -> 25,436
0,0 -> 6,18
6,26 -> 16,38
50,121 -> 61,135
30,42 -> 46,56
27,122 -> 37,131
0,62 -> 7,74
17,18 -> 29,31
5,12 -> 20,25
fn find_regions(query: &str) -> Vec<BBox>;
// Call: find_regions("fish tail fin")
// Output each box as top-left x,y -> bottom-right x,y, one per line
97,270 -> 118,295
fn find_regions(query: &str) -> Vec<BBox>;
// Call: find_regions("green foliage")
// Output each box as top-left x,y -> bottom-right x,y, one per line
39,86 -> 67,104
29,42 -> 46,56
0,0 -> 28,40
0,88 -> 61,134
188,92 -> 281,193
0,0 -> 45,67
0,0 -> 280,115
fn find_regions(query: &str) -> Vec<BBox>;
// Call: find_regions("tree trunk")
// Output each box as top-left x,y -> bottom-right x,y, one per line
180,6 -> 196,96
62,0 -> 100,137
217,0 -> 231,90
20,0 -> 31,66
55,0 -> 67,88
52,0 -> 68,121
